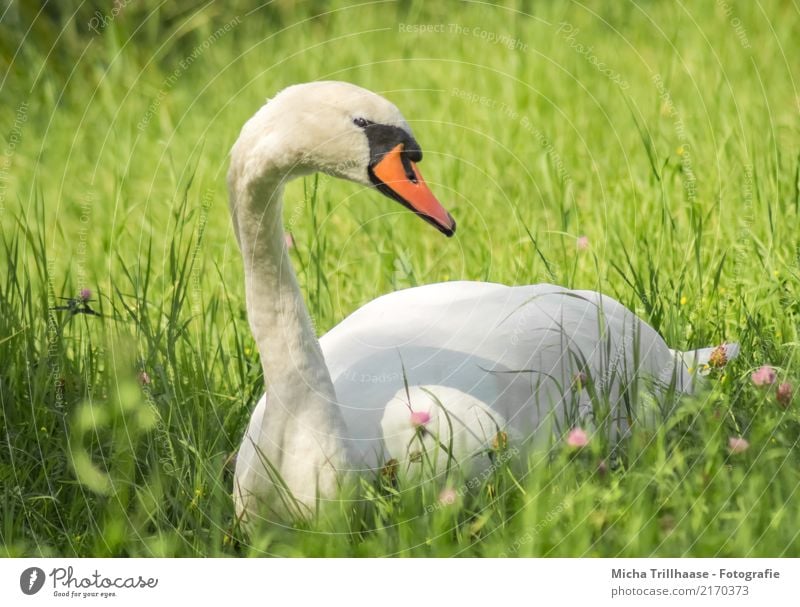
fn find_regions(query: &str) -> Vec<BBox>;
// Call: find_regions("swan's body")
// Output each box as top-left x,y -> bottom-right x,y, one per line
326,281 -> 688,462
229,82 -> 732,524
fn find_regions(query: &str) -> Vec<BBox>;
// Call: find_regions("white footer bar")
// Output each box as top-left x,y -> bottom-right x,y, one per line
1,558 -> 796,605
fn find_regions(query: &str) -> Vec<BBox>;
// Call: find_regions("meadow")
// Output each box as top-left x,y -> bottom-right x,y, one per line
1,0 -> 799,557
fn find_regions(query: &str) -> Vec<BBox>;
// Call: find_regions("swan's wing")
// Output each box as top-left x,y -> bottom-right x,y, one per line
320,281 -> 687,464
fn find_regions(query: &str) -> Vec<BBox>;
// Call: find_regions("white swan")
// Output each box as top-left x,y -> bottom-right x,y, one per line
230,81 -> 734,524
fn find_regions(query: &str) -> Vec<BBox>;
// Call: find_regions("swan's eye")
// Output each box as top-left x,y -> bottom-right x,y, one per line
353,117 -> 370,128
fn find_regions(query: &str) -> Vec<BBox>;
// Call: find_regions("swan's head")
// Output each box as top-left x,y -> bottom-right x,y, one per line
234,81 -> 455,236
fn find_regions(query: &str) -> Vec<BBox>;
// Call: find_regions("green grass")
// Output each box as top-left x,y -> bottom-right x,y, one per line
1,0 -> 800,556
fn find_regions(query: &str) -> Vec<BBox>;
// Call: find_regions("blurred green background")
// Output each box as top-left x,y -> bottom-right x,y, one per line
1,0 -> 799,556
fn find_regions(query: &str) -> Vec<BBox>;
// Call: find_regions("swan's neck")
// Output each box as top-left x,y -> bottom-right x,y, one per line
230,163 -> 349,503
236,176 -> 334,402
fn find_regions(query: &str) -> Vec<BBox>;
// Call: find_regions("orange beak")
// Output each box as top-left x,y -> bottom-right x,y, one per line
370,144 -> 456,237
